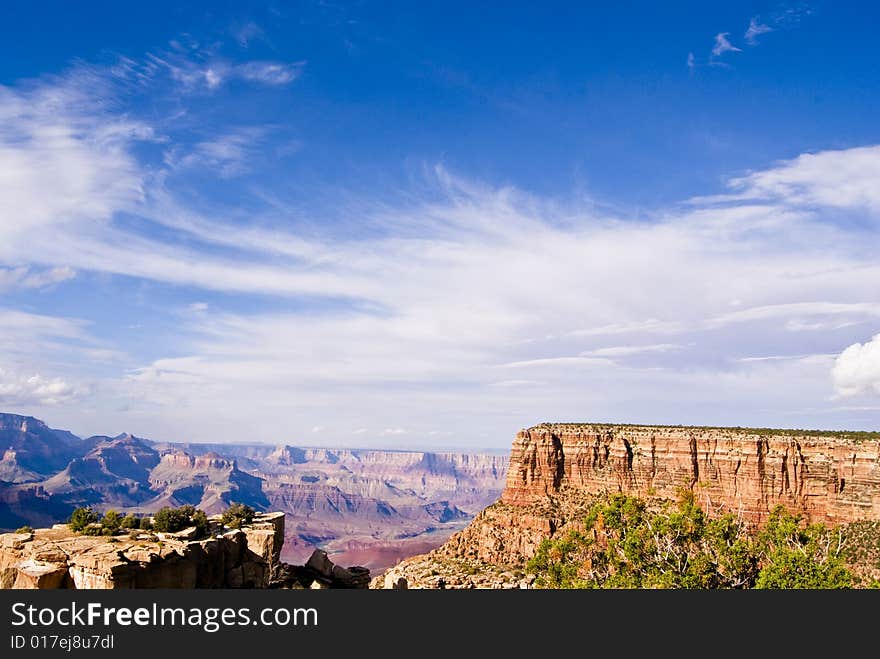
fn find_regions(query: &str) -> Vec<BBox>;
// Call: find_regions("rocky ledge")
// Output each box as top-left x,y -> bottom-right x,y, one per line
0,512 -> 368,589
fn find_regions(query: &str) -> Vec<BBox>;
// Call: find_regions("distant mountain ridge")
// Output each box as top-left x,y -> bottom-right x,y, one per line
0,412 -> 507,571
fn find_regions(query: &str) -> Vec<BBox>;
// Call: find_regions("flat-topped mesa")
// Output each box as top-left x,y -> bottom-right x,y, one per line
502,423 -> 880,524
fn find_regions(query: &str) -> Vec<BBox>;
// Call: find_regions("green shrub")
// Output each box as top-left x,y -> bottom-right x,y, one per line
753,506 -> 852,589
68,507 -> 100,533
221,502 -> 256,529
526,494 -> 852,589
152,505 -> 209,537
191,509 -> 209,537
120,514 -> 139,529
15,525 -> 33,534
101,510 -> 123,534
139,517 -> 153,531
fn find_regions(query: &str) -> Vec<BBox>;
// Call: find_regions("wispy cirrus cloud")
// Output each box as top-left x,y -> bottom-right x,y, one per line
164,128 -> 265,177
712,33 -> 742,58
113,38 -> 304,93
148,50 -> 304,91
580,344 -> 682,358
232,21 -> 265,48
744,17 -> 773,45
0,266 -> 75,291
0,75 -> 149,248
692,6 -> 814,70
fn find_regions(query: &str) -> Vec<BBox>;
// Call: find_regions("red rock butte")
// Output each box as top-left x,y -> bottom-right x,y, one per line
503,423 -> 880,524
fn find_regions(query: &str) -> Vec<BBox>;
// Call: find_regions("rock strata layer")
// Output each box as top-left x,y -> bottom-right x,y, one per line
503,424 -> 880,523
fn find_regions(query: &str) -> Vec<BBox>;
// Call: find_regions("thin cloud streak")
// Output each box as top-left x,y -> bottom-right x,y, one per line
744,18 -> 773,45
712,33 -> 742,57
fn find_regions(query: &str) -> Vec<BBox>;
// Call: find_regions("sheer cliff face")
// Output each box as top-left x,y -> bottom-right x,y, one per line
376,424 -> 880,586
503,425 -> 880,524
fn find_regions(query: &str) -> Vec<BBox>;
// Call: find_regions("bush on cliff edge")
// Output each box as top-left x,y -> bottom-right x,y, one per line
527,493 -> 853,589
221,502 -> 256,529
68,507 -> 101,533
152,505 -> 209,536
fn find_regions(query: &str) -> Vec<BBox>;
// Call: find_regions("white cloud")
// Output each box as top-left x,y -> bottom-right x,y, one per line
744,18 -> 773,45
712,33 -> 742,57
687,52 -> 696,71
233,22 -> 264,48
0,266 -> 75,291
738,354 -> 834,363
500,357 -> 614,369
0,368 -> 83,406
0,309 -> 87,344
580,344 -> 681,358
727,145 -> 880,212
833,335 -> 880,397
706,302 -> 880,329
566,319 -> 685,337
166,129 -> 264,177
0,78 -> 147,249
3,65 -> 880,442
236,61 -> 304,86
143,48 -> 304,92
0,309 -> 120,394
77,147 -> 880,439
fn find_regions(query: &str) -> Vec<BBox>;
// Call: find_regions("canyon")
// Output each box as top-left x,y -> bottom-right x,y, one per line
0,413 -> 507,573
377,423 -> 880,588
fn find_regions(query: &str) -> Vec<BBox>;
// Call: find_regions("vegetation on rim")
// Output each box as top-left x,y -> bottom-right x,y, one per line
526,492 -> 865,589
220,502 -> 256,529
527,422 -> 880,443
65,502 -> 263,539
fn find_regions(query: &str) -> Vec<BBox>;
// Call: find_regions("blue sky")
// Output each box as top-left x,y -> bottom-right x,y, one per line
1,1 -> 879,448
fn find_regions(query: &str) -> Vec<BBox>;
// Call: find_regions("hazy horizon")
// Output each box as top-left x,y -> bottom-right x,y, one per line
2,3 -> 880,449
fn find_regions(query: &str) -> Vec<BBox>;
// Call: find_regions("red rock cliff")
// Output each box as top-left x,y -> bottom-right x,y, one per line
503,424 -> 880,524
376,424 -> 880,587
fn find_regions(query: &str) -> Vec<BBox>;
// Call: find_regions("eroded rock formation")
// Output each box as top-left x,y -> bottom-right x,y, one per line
503,424 -> 880,523
0,512 -> 286,589
376,424 -> 880,588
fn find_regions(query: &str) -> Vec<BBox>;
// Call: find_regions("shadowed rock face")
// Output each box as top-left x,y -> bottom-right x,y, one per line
0,414 -> 84,482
